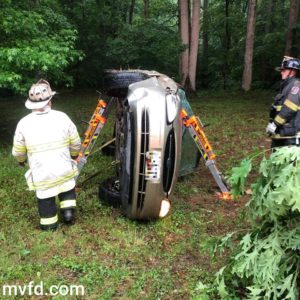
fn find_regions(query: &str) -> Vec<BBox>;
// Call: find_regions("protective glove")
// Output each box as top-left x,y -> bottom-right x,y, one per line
266,122 -> 277,135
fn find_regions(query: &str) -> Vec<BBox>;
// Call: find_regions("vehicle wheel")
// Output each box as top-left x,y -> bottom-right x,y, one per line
99,177 -> 121,207
103,70 -> 150,98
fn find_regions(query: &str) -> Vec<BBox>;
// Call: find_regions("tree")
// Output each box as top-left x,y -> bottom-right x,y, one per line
285,0 -> 299,56
222,0 -> 231,89
129,0 -> 136,24
188,0 -> 201,92
144,0 -> 150,19
0,0 -> 82,94
242,0 -> 257,91
200,0 -> 209,88
264,0 -> 275,34
179,0 -> 190,86
179,0 -> 201,92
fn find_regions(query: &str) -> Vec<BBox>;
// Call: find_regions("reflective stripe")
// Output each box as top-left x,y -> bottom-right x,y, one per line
40,215 -> 58,225
274,115 -> 286,125
70,134 -> 80,143
26,139 -> 70,154
70,150 -> 79,156
275,105 -> 282,111
284,99 -> 298,111
28,169 -> 78,191
60,199 -> 76,209
13,145 -> 27,152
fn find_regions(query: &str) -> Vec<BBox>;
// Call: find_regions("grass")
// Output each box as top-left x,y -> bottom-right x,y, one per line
0,89 -> 272,299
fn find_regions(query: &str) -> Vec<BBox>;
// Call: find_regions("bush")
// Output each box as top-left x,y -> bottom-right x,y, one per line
197,146 -> 300,299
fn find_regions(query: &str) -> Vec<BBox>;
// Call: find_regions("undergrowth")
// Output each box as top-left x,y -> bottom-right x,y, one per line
196,146 -> 300,299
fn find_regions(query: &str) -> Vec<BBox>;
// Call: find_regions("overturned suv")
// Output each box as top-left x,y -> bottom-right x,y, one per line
100,70 -> 198,220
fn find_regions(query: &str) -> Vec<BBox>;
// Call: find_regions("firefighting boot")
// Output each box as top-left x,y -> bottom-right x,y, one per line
37,197 -> 58,231
62,209 -> 75,224
58,188 -> 77,224
40,222 -> 58,231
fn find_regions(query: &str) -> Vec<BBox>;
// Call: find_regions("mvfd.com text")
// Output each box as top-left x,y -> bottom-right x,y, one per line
2,281 -> 85,297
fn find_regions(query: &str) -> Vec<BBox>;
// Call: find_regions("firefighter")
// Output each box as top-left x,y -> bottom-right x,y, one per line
266,56 -> 300,148
12,79 -> 81,231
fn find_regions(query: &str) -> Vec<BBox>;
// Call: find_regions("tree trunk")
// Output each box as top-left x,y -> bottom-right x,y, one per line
202,0 -> 209,88
285,0 -> 299,56
264,0 -> 274,34
129,0 -> 136,24
188,0 -> 201,92
242,0 -> 257,92
223,0 -> 231,89
179,0 -> 190,86
144,0 -> 150,19
203,0 -> 209,59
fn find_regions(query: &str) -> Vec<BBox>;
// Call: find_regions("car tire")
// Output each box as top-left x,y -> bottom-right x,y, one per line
99,177 -> 121,207
103,70 -> 150,98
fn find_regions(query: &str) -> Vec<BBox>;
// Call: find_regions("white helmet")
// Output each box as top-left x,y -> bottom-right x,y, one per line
25,79 -> 56,110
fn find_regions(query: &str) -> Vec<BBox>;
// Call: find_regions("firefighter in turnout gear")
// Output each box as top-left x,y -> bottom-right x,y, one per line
266,56 -> 300,148
12,79 -> 81,231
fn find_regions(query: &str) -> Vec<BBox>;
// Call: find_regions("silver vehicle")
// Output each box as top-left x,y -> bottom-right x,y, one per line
95,70 -> 229,219
101,70 -> 188,220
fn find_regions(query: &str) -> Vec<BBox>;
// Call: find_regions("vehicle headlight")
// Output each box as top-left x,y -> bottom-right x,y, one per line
166,94 -> 179,123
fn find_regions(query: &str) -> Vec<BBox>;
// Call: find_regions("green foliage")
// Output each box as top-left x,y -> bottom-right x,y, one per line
197,147 -> 300,299
60,0 -> 180,86
229,158 -> 252,199
1,0 -> 296,91
0,1 -> 83,94
198,0 -> 292,89
105,20 -> 181,76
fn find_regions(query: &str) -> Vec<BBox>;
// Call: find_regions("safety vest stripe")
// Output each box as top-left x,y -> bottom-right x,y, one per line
28,169 -> 78,190
27,140 -> 70,154
60,199 -> 76,209
284,99 -> 298,111
29,144 -> 70,154
34,169 -> 78,188
275,105 -> 282,111
26,139 -> 67,149
69,135 -> 80,143
40,215 -> 58,225
13,145 -> 27,152
12,146 -> 25,153
27,139 -> 69,153
274,115 -> 286,125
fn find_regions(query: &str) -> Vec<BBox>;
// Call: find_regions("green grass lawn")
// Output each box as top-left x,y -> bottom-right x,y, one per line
0,89 -> 272,299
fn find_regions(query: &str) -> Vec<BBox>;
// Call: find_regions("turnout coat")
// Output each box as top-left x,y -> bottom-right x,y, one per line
12,108 -> 81,199
270,76 -> 300,145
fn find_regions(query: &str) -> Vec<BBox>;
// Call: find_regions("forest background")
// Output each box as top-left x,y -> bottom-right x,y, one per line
1,0 -> 299,95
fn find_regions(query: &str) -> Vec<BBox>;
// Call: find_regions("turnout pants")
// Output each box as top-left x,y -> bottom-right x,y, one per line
37,188 -> 76,230
271,138 -> 298,148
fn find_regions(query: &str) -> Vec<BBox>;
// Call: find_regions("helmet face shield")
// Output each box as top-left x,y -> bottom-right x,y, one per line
25,79 -> 56,110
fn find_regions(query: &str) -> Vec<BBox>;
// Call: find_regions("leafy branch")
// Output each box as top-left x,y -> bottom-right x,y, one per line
196,146 -> 300,299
